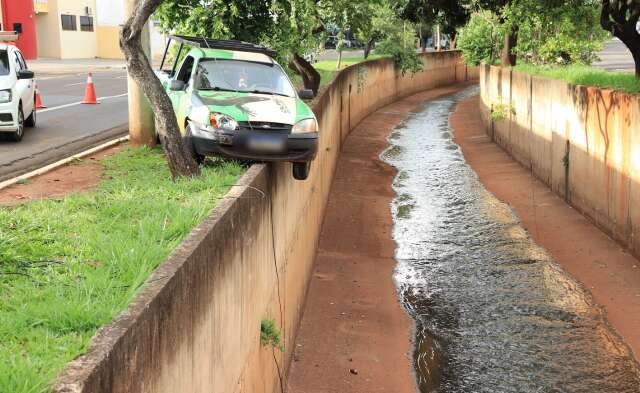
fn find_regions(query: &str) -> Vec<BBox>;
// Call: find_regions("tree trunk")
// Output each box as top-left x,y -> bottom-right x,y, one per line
289,53 -> 321,94
336,49 -> 343,69
500,26 -> 518,67
600,3 -> 640,79
450,32 -> 457,50
120,0 -> 200,179
364,39 -> 374,59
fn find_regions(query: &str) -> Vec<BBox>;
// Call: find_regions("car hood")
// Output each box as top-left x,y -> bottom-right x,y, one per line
196,90 -> 301,125
0,77 -> 15,90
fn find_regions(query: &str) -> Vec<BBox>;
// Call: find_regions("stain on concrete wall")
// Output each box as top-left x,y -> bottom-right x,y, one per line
479,64 -> 640,258
52,52 -> 476,393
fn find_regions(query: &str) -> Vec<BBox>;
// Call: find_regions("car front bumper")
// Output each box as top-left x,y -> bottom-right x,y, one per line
192,128 -> 319,162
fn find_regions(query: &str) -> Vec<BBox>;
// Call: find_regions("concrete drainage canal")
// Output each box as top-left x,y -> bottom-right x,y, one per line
382,86 -> 640,393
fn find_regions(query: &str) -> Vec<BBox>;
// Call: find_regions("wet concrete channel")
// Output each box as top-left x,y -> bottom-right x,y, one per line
382,86 -> 640,393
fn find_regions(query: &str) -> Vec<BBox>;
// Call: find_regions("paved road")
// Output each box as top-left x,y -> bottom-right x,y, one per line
594,38 -> 635,72
0,70 -> 128,182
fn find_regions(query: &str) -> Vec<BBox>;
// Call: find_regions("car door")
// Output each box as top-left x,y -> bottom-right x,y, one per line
169,55 -> 195,132
12,49 -> 33,116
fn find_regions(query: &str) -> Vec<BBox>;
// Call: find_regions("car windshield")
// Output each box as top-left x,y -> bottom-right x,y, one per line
195,59 -> 296,97
0,50 -> 10,76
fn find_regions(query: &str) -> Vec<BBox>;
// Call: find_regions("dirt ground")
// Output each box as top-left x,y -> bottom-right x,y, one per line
0,145 -> 123,205
286,84 -> 474,393
451,95 -> 640,362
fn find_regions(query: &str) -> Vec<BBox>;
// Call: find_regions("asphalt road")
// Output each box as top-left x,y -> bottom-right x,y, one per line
0,70 -> 128,182
594,38 -> 636,72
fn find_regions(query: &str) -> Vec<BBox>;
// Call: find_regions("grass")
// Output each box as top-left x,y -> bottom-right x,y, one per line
313,55 -> 385,87
292,54 -> 387,89
514,64 -> 640,95
0,147 -> 243,393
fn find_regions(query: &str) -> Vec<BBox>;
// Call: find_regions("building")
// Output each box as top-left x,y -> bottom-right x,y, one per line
34,0 -> 100,59
0,0 -> 166,60
0,1 -> 38,59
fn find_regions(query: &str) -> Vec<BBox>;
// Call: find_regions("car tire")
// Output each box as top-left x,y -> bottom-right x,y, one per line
8,105 -> 25,142
183,124 -> 205,165
25,99 -> 36,127
292,162 -> 310,181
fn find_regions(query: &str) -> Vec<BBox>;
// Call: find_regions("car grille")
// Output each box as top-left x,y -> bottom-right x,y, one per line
0,113 -> 13,122
238,121 -> 292,133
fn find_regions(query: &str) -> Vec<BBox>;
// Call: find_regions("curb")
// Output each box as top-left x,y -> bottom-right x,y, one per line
0,135 -> 129,192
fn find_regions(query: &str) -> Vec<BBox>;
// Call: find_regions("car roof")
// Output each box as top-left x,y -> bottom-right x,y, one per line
195,48 -> 274,65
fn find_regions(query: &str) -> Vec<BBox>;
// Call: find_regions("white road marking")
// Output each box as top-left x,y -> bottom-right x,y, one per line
63,81 -> 86,87
38,93 -> 128,113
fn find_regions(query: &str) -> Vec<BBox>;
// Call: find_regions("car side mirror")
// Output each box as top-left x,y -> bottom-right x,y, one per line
17,70 -> 34,80
169,80 -> 186,91
298,89 -> 315,100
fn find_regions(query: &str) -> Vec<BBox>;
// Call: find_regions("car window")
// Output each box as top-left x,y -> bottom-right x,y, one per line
13,52 -> 23,72
16,51 -> 27,70
176,56 -> 194,84
0,50 -> 10,76
196,59 -> 296,98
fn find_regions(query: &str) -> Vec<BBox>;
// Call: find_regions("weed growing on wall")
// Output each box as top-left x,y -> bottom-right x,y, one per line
261,319 -> 284,352
490,102 -> 515,121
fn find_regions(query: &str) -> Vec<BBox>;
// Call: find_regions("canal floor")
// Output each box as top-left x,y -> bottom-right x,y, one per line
287,84 -> 640,392
383,87 -> 640,392
287,84 -> 474,393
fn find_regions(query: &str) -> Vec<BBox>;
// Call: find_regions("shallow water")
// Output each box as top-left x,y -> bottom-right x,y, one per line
383,86 -> 640,393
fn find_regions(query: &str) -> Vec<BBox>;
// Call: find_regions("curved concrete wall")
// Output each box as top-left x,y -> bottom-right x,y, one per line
53,52 -> 476,393
479,64 -> 640,258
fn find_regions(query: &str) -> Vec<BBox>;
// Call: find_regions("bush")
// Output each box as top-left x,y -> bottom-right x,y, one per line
457,11 -> 503,66
376,27 -> 423,75
508,1 -> 608,65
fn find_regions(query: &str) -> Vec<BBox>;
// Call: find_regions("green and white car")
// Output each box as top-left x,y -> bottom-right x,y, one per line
157,36 -> 319,180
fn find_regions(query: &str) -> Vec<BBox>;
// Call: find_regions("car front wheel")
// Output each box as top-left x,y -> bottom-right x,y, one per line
8,106 -> 25,142
183,124 -> 205,165
25,99 -> 36,127
292,162 -> 310,181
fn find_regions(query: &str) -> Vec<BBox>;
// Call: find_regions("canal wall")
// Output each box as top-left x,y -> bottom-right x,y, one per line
53,52 -> 477,393
479,64 -> 640,258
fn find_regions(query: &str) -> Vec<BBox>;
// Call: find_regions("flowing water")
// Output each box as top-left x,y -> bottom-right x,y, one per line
382,86 -> 640,393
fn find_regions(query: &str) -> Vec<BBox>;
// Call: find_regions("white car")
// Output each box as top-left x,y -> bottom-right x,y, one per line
0,43 -> 36,142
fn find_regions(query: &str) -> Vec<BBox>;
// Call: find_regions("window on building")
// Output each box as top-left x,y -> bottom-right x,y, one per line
61,15 -> 77,31
80,16 -> 94,32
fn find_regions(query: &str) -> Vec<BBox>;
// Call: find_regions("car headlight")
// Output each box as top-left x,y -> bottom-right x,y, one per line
0,89 -> 12,103
210,113 -> 238,131
292,118 -> 318,133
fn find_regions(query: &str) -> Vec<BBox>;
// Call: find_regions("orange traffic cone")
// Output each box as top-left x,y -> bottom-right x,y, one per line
81,73 -> 98,104
34,82 -> 46,109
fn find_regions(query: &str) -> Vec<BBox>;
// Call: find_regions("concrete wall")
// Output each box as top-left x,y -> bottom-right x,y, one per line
479,64 -> 640,258
35,0 -> 61,59
53,52 -> 476,393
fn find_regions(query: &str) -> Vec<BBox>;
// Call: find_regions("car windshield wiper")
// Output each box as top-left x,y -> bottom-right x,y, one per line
247,89 -> 291,97
198,86 -> 238,92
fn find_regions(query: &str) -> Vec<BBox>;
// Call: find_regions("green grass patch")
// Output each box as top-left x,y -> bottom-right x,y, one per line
313,55 -> 385,87
292,54 -> 388,89
0,147 -> 243,392
514,64 -> 640,95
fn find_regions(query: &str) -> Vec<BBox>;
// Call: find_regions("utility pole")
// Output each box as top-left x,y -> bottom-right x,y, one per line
124,0 -> 156,146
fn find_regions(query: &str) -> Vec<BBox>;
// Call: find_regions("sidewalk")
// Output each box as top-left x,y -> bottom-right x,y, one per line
451,95 -> 640,361
29,58 -> 126,76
